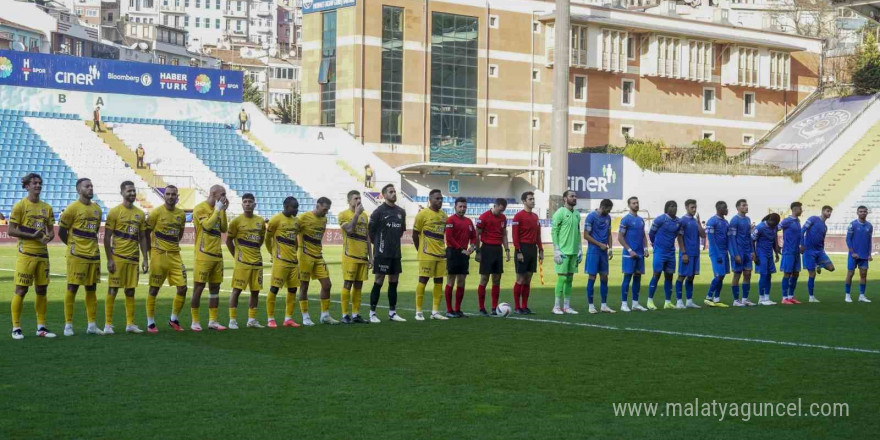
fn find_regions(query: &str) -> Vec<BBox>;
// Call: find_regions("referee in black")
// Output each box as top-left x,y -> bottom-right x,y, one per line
368,183 -> 408,323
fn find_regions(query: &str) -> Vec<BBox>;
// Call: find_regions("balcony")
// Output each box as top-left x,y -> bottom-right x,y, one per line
224,9 -> 247,18
160,4 -> 185,14
255,6 -> 273,16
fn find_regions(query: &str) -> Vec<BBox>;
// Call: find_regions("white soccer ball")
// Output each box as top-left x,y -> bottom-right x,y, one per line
496,302 -> 511,317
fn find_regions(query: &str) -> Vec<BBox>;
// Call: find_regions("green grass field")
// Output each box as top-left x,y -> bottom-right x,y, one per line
1,244 -> 878,439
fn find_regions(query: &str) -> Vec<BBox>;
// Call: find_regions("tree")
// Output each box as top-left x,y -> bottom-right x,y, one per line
243,75 -> 263,108
851,31 -> 880,95
769,0 -> 837,38
271,90 -> 301,124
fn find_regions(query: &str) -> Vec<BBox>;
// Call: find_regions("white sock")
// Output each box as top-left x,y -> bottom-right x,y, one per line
284,316 -> 292,321
247,318 -> 256,324
554,298 -> 561,308
601,302 -> 607,307
146,318 -> 155,326
352,313 -> 359,318
564,298 -> 570,309
370,310 -> 376,317
320,311 -> 329,319
302,312 -> 311,320
170,314 -> 178,322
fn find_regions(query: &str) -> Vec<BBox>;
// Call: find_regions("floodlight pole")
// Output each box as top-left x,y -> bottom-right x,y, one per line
549,0 -> 570,216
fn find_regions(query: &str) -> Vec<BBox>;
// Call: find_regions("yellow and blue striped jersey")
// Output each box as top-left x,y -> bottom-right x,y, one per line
105,204 -> 145,262
193,201 -> 227,261
59,200 -> 102,260
266,212 -> 299,266
338,208 -> 369,262
414,208 -> 447,261
146,205 -> 186,253
228,214 -> 265,266
298,211 -> 327,260
10,198 -> 54,258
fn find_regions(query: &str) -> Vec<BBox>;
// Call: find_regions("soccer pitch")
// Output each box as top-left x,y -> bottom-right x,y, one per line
1,245 -> 878,439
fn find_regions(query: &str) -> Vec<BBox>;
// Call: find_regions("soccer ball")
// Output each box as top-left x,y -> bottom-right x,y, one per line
496,303 -> 511,317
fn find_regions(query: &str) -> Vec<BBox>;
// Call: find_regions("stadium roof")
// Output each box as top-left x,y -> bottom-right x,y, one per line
395,162 -> 543,178
833,0 -> 880,21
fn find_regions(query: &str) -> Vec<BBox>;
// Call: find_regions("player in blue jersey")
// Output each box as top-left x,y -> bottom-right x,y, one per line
802,205 -> 835,302
674,199 -> 705,309
704,201 -> 731,307
729,199 -> 755,306
779,202 -> 803,304
583,199 -> 615,314
618,197 -> 649,312
647,201 -> 681,310
844,206 -> 873,303
752,213 -> 781,306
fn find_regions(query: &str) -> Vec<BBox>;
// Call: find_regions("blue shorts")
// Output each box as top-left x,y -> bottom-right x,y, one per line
731,252 -> 753,273
710,253 -> 730,277
584,251 -> 609,275
803,250 -> 831,272
754,253 -> 777,275
621,254 -> 646,275
678,254 -> 700,277
653,252 -> 676,274
848,255 -> 870,271
780,254 -> 801,273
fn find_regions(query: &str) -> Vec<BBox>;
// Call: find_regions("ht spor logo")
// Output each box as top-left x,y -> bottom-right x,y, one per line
0,57 -> 12,78
194,74 -> 211,93
55,64 -> 101,85
20,58 -> 47,80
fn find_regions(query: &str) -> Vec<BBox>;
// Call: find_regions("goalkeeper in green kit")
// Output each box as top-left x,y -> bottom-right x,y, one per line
551,190 -> 582,315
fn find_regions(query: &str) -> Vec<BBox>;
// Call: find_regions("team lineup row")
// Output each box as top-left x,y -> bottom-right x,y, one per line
5,173 -> 874,339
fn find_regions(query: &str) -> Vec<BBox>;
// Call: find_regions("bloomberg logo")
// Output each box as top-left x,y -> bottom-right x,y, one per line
55,64 -> 101,85
567,153 -> 623,200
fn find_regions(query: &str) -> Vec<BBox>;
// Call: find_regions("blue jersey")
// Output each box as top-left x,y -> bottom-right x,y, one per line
678,214 -> 701,256
583,210 -> 611,253
846,220 -> 873,257
779,216 -> 801,255
706,215 -> 729,257
751,221 -> 777,257
649,214 -> 681,255
619,213 -> 645,255
801,216 -> 827,251
728,214 -> 752,256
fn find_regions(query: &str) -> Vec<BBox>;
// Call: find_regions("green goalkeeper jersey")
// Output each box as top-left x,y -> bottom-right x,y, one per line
551,207 -> 582,255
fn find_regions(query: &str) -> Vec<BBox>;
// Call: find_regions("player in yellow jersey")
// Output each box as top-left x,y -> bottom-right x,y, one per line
59,178 -> 103,336
145,185 -> 188,333
102,181 -> 149,334
9,173 -> 56,340
412,189 -> 449,321
298,197 -> 338,325
191,185 -> 229,331
338,190 -> 372,324
265,196 -> 302,328
226,194 -> 266,329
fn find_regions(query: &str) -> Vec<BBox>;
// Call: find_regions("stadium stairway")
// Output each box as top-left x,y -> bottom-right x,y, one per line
266,151 -> 365,215
25,118 -> 163,211
0,109 -> 94,216
87,121 -> 171,192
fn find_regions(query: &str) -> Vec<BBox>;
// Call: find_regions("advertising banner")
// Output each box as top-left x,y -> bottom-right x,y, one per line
568,153 -> 624,200
302,0 -> 356,14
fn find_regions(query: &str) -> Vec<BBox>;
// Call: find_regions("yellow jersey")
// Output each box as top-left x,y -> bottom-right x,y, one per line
414,208 -> 447,261
338,208 -> 369,262
266,212 -> 299,266
59,200 -> 102,260
228,214 -> 265,266
192,201 -> 227,261
105,204 -> 146,262
10,198 -> 54,258
146,205 -> 186,253
298,211 -> 327,260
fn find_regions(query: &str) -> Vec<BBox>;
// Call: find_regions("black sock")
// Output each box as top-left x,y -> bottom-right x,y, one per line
370,283 -> 382,312
388,282 -> 399,311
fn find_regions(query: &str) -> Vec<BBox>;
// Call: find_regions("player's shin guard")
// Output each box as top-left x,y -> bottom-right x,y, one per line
125,296 -> 136,326
146,294 -> 157,321
789,275 -> 798,298
860,283 -> 867,296
432,283 -> 443,313
742,282 -> 751,299
369,283 -> 381,311
388,282 -> 399,311
781,277 -> 790,299
632,276 -> 641,301
675,279 -> 684,300
64,290 -> 76,324
455,286 -> 465,312
600,279 -> 608,304
477,284 -> 487,310
731,284 -> 740,300
11,294 -> 23,329
845,283 -> 851,295
445,285 -> 454,313
707,278 -> 718,300
191,307 -> 200,325
714,276 -> 725,299
171,293 -> 185,319
267,291 -> 278,320
621,274 -> 632,302
522,283 -> 531,309
513,283 -> 522,310
807,277 -> 815,297
340,287 -> 351,316
104,293 -> 115,326
85,290 -> 97,324
285,291 -> 296,318
664,275 -> 673,301
35,293 -> 47,327
351,287 -> 362,316
415,283 -> 426,313
490,284 -> 500,310
648,275 -> 659,299
586,278 -> 596,304
684,278 -> 694,300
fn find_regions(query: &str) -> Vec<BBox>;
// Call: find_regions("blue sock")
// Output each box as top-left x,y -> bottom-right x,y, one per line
714,276 -> 725,299
742,282 -> 751,299
675,279 -> 684,300
586,278 -> 596,304
649,275 -> 659,299
764,274 -> 773,297
845,283 -> 851,295
685,278 -> 694,300
790,275 -> 798,298
707,278 -> 718,300
664,276 -> 673,301
621,274 -> 632,302
600,279 -> 608,304
781,277 -> 790,299
632,276 -> 641,301
808,277 -> 815,296
860,283 -> 866,295
732,284 -> 740,300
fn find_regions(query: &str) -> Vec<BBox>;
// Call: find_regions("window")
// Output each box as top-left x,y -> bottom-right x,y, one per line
601,29 -> 627,72
158,54 -> 167,64
86,9 -> 98,17
738,47 -> 759,87
488,114 -> 498,127
196,0 -> 200,7
174,15 -> 180,27
531,118 -> 540,130
742,134 -> 754,146
430,12 -> 479,164
488,64 -> 498,78
171,58 -> 179,66
320,11 -> 337,126
163,14 -> 169,25
702,131 -> 715,141
489,15 -> 498,29
380,6 -> 403,143
621,79 -> 634,106
572,121 -> 586,134
621,125 -> 634,138
236,20 -> 241,31
163,0 -> 168,5
687,40 -> 712,81
216,0 -> 220,8
216,18 -> 220,29
532,21 -> 541,33
185,16 -> 189,26
205,0 -> 209,8
236,1 -> 241,11
657,35 -> 680,77
573,75 -> 587,102
744,92 -> 755,117
195,17 -> 200,27
627,35 -> 635,60
702,88 -> 715,114
770,51 -> 790,90
571,25 -> 588,67
185,0 -> 189,6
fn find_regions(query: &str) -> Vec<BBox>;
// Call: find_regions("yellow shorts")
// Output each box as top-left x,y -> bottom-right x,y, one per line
193,259 -> 224,285
67,257 -> 100,286
299,255 -> 329,282
342,259 -> 369,282
232,265 -> 263,291
15,256 -> 50,287
418,260 -> 446,278
271,263 -> 300,289
149,251 -> 187,287
108,256 -> 139,289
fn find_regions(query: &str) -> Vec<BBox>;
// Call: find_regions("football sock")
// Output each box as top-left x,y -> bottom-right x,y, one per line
11,294 -> 23,328
455,286 -> 465,312
648,275 -> 659,299
320,298 -> 330,314
663,275 -> 673,301
415,283 -> 426,313
621,274 -> 632,302
632,276 -> 641,301
707,278 -> 717,300
564,274 -> 573,299
209,306 -> 219,323
732,284 -> 740,300
432,283 -> 443,312
146,294 -> 157,320
248,307 -> 257,320
172,293 -> 185,318
299,300 -> 309,315
370,283 -> 381,311
860,283 -> 866,295
808,277 -> 815,297
125,296 -> 135,326
477,284 -> 487,310
714,276 -> 725,299
742,282 -> 751,299
586,278 -> 596,304
351,287 -> 362,316
64,290 -> 76,324
845,283 -> 851,295
285,291 -> 296,318
684,278 -> 694,300
267,291 -> 278,320
522,283 -> 531,308
554,276 -> 565,303
781,277 -> 790,299
104,293 -> 115,326
445,285 -> 454,313
35,293 -> 47,327
490,284 -> 500,310
190,307 -> 200,325
789,275 -> 798,298
229,307 -> 237,320
85,290 -> 97,323
675,279 -> 684,300
388,282 -> 398,311
513,283 -> 522,309
340,287 -> 351,316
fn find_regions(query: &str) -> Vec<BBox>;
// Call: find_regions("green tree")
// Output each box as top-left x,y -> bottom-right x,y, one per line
691,138 -> 727,162
271,91 -> 301,124
243,75 -> 263,108
851,31 -> 880,95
